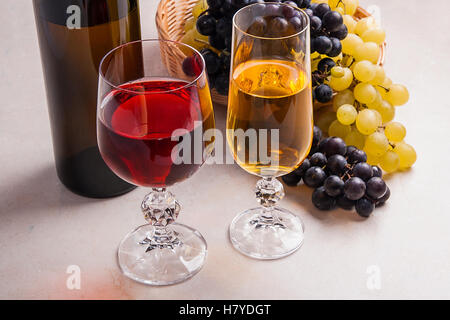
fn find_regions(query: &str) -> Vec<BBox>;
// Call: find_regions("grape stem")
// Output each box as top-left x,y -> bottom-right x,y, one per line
377,85 -> 390,92
336,0 -> 347,12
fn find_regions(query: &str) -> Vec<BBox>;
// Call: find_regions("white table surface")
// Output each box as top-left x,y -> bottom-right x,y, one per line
1,0 -> 449,300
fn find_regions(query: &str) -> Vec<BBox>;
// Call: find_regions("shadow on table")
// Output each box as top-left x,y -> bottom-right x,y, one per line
0,165 -> 110,216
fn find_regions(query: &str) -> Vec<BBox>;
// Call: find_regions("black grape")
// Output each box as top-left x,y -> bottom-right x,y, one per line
345,146 -> 357,157
209,34 -> 226,50
282,171 -> 302,186
348,149 -> 367,164
344,177 -> 366,201
321,10 -> 343,32
207,0 -> 224,10
313,3 -> 330,18
295,158 -> 311,178
312,186 -> 337,211
318,137 -> 331,153
352,162 -> 373,181
376,186 -> 390,207
324,175 -> 344,197
314,84 -> 333,103
201,49 -> 221,75
337,195 -> 355,210
330,23 -> 348,40
366,177 -> 387,200
265,3 -> 282,16
303,167 -> 327,188
247,16 -> 267,36
313,36 -> 332,55
267,16 -> 289,36
310,152 -> 327,167
313,126 -> 323,148
317,58 -> 336,73
356,198 -> 375,218
324,137 -> 346,156
327,154 -> 347,175
310,16 -> 322,35
328,37 -> 342,57
372,166 -> 383,178
220,53 -> 231,71
216,17 -> 232,38
214,72 -> 229,95
196,14 -> 217,36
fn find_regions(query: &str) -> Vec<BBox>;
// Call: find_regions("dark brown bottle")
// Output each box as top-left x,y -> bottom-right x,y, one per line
33,0 -> 141,198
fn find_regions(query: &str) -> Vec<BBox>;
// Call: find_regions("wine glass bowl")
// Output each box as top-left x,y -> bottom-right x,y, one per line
226,3 -> 313,260
97,39 -> 214,285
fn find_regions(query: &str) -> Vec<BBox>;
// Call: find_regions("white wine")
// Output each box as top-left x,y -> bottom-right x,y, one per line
227,59 -> 314,177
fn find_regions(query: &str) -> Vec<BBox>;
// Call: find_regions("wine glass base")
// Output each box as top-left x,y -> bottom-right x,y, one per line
229,207 -> 305,260
117,223 -> 207,286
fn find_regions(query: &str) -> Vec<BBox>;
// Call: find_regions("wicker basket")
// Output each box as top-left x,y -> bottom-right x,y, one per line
156,0 -> 386,106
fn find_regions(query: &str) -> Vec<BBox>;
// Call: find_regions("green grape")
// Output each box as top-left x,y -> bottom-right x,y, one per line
341,33 -> 364,56
332,53 -> 344,63
354,42 -> 380,64
345,128 -> 366,149
380,150 -> 400,173
337,104 -> 358,125
373,100 -> 395,123
376,86 -> 387,100
373,109 -> 383,126
328,67 -> 353,91
353,60 -> 376,82
184,17 -> 196,32
192,0 -> 208,19
315,108 -> 337,135
333,89 -> 355,112
331,66 -> 345,78
354,83 -> 377,105
386,84 -> 409,106
367,90 -> 382,109
385,122 -> 406,142
361,28 -> 386,45
369,65 -> 386,86
181,29 -> 208,52
343,14 -> 357,33
356,109 -> 382,135
365,150 -> 381,166
383,77 -> 393,87
393,142 -> 417,169
354,17 -> 378,36
329,0 -> 359,15
364,132 -> 389,157
329,120 -> 352,139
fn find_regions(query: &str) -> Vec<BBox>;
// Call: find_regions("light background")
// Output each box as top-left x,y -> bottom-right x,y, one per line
0,0 -> 449,299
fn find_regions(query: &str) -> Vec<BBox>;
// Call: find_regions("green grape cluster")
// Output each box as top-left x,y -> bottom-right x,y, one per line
313,6 -> 416,174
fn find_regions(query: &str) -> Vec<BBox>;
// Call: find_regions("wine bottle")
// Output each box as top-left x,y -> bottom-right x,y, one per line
33,0 -> 141,198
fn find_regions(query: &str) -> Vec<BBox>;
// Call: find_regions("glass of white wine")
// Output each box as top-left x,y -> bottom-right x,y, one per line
226,2 -> 313,260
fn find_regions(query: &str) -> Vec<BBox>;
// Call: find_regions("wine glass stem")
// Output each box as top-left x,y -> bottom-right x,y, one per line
251,177 -> 287,229
140,188 -> 182,251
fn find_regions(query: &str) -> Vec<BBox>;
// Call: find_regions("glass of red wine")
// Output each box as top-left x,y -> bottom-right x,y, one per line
97,39 -> 215,285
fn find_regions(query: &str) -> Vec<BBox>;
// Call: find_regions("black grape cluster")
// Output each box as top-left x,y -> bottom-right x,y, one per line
195,0 -> 314,95
306,2 -> 348,104
307,2 -> 347,57
282,126 -> 390,218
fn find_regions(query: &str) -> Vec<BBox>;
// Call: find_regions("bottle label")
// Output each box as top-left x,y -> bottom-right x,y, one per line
34,0 -> 138,27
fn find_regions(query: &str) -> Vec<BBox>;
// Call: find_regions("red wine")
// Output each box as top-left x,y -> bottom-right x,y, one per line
98,80 -> 213,187
33,0 -> 141,198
